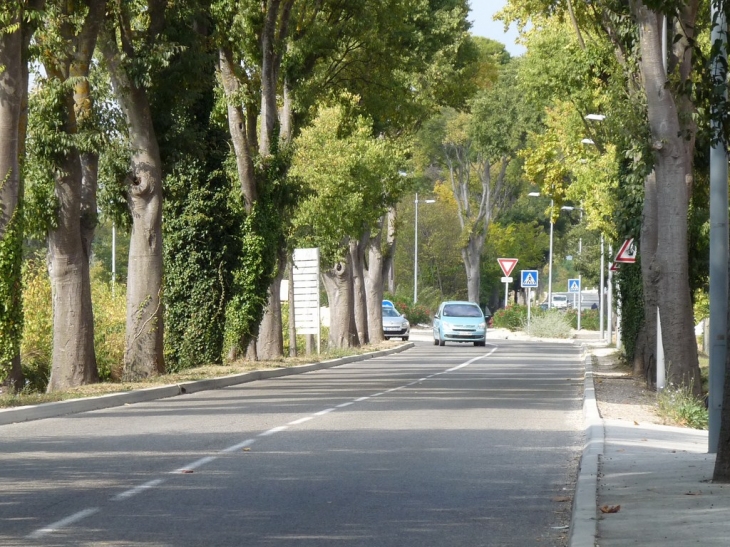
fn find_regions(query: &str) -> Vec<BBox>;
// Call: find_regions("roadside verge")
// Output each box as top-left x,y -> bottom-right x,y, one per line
0,343 -> 414,426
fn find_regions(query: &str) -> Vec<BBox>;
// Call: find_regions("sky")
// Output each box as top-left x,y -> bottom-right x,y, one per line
469,0 -> 526,57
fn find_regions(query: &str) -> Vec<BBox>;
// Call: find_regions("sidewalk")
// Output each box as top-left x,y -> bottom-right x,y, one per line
573,340 -> 730,546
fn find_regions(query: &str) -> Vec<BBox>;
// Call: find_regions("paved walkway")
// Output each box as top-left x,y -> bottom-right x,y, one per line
571,335 -> 730,546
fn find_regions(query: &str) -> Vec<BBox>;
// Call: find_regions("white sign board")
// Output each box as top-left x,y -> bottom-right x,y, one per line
293,248 -> 321,351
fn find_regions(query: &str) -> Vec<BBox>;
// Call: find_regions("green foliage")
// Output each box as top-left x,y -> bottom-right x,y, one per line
90,263 -> 126,381
384,292 -> 432,326
493,305 -> 528,331
291,99 -> 408,264
524,309 -> 572,338
164,163 -> 239,371
566,308 -> 600,331
0,209 -> 24,381
19,259 -> 52,392
657,383 -> 708,430
20,259 -> 127,392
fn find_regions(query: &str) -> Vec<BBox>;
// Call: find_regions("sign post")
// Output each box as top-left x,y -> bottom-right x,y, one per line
498,258 -> 518,308
293,248 -> 321,354
568,277 -> 581,330
521,270 -> 539,332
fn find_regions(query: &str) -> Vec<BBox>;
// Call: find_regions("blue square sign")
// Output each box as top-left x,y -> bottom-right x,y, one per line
568,278 -> 581,293
521,270 -> 539,288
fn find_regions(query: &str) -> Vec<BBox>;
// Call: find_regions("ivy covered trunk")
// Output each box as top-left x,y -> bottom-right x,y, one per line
323,258 -> 355,349
640,171 -> 658,385
0,11 -> 25,389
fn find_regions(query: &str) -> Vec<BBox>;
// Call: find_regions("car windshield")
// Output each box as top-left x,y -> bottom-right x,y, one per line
383,308 -> 401,318
442,304 -> 482,318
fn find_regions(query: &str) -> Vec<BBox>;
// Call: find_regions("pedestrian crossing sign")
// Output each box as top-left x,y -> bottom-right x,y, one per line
568,279 -> 581,293
521,270 -> 538,288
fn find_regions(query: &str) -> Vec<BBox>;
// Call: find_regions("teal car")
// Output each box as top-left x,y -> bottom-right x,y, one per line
433,301 -> 487,347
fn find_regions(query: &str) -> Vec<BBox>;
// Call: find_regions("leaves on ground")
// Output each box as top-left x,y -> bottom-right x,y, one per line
600,504 -> 621,513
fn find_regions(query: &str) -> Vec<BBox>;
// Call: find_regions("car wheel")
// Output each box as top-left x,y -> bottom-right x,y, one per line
403,336 -> 409,341
384,336 -> 390,340
474,340 -> 485,347
438,332 -> 445,347
433,336 -> 439,346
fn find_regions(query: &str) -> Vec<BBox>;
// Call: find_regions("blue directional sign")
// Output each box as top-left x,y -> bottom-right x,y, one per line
568,278 -> 581,293
520,270 -> 539,288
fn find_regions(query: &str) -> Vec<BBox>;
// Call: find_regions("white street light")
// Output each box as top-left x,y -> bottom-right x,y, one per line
414,193 -> 436,304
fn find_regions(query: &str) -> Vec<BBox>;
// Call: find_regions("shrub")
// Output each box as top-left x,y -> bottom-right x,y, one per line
657,383 -> 708,430
384,292 -> 431,325
20,259 -> 52,392
566,308 -> 600,330
20,260 -> 127,392
524,309 -> 572,338
90,263 -> 126,381
493,305 -> 527,331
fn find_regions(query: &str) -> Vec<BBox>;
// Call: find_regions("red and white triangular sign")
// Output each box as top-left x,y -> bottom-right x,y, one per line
614,238 -> 637,263
610,262 -> 619,272
497,258 -> 518,277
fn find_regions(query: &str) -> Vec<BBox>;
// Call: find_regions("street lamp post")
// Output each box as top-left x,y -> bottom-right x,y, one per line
414,193 -> 435,304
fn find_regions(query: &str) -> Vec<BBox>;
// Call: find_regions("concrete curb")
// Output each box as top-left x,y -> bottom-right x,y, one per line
0,343 -> 415,426
569,348 -> 605,547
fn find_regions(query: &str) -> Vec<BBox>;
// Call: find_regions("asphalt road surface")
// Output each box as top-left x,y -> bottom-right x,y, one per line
1,340 -> 585,547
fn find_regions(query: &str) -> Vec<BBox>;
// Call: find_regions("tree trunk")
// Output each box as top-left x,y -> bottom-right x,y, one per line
288,254 -> 297,357
462,238 -> 482,303
383,207 -> 397,294
350,236 -> 368,346
365,220 -> 386,344
256,252 -> 286,360
102,38 -> 165,380
323,258 -> 354,349
0,10 -> 25,390
634,2 -> 701,394
47,144 -> 98,391
45,0 -> 105,392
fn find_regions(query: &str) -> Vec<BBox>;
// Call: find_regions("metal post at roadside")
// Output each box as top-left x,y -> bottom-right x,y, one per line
527,288 -> 531,332
577,275 -> 582,331
599,234 -> 605,339
709,0 -> 728,453
607,245 -> 613,344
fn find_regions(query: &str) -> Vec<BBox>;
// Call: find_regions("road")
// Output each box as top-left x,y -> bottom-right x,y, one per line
1,340 -> 585,547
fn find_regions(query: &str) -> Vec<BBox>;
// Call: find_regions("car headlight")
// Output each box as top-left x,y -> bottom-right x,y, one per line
478,322 -> 486,329
403,320 -> 409,328
442,322 -> 454,330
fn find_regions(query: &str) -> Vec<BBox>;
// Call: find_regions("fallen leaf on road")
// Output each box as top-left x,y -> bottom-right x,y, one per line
634,421 -> 639,425
685,491 -> 702,496
600,505 -> 621,514
181,469 -> 194,474
552,496 -> 571,502
243,447 -> 251,452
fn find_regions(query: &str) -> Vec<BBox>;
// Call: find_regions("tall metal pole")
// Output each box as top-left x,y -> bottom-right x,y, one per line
112,223 -> 117,297
599,234 -> 605,339
414,193 -> 418,304
548,199 -> 554,307
607,244 -> 613,345
709,0 -> 728,454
